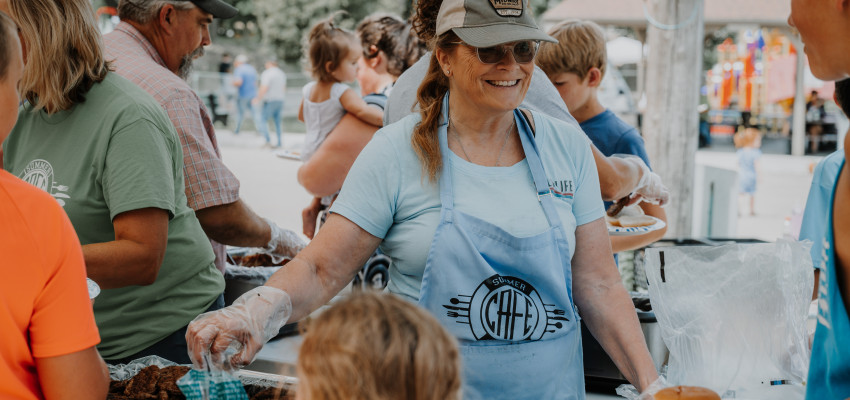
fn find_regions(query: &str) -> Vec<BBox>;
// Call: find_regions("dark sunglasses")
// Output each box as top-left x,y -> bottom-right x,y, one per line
452,40 -> 540,64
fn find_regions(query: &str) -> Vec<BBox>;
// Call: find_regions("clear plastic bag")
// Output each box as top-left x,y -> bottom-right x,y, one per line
107,355 -> 178,381
643,239 -> 813,399
177,353 -> 249,399
177,368 -> 249,400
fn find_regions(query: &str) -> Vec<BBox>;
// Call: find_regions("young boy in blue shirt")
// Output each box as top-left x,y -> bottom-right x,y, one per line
536,20 -> 666,253
788,1 -> 850,397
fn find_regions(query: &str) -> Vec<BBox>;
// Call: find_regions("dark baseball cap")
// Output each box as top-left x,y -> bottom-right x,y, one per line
186,0 -> 238,19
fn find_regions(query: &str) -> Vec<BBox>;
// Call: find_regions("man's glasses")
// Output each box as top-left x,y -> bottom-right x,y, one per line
451,41 -> 539,64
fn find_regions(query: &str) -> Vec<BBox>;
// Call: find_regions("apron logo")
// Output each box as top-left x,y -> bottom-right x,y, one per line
489,0 -> 523,17
443,274 -> 567,341
548,179 -> 575,199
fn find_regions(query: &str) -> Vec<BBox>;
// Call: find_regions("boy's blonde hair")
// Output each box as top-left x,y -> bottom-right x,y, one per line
536,19 -> 607,81
297,291 -> 462,400
306,13 -> 358,82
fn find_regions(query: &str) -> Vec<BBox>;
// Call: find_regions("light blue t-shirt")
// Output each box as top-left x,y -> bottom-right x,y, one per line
799,150 -> 844,270
579,109 -> 650,210
331,111 -> 604,301
234,64 -> 258,99
806,159 -> 850,399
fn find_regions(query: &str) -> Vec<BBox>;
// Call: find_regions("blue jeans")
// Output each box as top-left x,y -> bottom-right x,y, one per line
257,100 -> 284,147
234,97 -> 256,134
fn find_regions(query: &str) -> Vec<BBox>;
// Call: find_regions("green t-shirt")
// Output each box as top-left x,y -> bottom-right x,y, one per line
3,73 -> 224,359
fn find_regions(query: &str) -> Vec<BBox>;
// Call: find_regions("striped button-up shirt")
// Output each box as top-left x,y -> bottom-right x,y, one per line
105,22 -> 240,272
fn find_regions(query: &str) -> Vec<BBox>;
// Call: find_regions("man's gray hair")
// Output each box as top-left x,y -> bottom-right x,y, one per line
117,0 -> 196,24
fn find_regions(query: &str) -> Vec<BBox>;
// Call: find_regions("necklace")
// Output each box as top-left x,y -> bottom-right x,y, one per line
449,118 -> 515,166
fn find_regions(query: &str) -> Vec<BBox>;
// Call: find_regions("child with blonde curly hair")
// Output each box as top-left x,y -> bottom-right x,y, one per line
296,291 -> 462,400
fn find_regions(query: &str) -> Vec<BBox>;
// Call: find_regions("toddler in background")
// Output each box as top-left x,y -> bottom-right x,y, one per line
734,122 -> 762,216
296,291 -> 462,400
298,14 -> 384,162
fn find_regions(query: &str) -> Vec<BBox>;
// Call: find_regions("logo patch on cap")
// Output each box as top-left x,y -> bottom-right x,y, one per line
489,0 -> 523,17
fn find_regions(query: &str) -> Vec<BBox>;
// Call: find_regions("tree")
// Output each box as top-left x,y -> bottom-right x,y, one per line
252,0 -> 406,63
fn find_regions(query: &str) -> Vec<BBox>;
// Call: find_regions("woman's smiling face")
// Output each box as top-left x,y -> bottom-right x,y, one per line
438,42 -> 534,115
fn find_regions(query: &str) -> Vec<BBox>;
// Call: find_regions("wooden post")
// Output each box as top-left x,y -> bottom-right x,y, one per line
786,32 -> 808,156
642,0 -> 705,237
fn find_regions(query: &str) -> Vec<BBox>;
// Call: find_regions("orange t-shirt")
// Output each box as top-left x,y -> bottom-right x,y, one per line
0,170 -> 100,399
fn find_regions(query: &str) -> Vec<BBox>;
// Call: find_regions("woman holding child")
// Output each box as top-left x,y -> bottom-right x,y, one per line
298,13 -> 427,238
189,0 -> 659,398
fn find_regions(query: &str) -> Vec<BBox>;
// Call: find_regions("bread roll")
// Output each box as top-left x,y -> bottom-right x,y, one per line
653,386 -> 721,400
618,215 -> 656,228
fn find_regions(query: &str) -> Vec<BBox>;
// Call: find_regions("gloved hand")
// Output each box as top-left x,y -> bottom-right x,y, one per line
616,376 -> 669,400
615,155 -> 670,206
186,286 -> 292,371
262,218 -> 307,264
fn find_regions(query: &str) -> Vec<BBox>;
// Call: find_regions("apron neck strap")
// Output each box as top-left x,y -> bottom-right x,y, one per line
515,109 -> 564,231
437,94 -> 454,210
437,94 -> 564,231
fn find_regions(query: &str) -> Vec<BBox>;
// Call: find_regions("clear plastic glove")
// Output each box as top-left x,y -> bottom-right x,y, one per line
615,154 -> 670,206
616,376 -> 669,400
262,218 -> 307,264
186,286 -> 292,371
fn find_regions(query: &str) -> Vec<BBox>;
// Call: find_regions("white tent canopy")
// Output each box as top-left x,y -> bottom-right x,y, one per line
607,36 -> 644,66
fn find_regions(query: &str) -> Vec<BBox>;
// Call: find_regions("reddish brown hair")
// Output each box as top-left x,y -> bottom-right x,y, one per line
297,291 -> 462,400
306,12 -> 358,82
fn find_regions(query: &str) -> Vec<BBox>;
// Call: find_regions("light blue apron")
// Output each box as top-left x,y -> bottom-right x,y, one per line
418,95 -> 585,400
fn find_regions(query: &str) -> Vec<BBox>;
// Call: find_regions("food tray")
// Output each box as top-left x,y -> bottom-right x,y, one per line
107,356 -> 297,399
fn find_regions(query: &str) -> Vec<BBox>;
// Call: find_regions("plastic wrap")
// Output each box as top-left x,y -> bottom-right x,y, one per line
108,355 -> 178,381
643,239 -> 813,399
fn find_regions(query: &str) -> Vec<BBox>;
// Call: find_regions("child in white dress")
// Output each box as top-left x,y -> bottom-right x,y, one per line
298,15 -> 384,161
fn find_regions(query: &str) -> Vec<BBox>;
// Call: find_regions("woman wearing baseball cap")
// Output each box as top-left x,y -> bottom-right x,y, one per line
188,1 -> 660,398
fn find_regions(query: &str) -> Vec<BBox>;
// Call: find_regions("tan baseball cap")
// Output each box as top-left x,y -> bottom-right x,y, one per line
436,0 -> 556,47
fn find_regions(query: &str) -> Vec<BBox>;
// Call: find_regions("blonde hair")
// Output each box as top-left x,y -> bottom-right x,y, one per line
297,291 -> 462,400
536,19 -> 607,81
8,0 -> 110,113
306,13 -> 358,83
412,33 -> 459,182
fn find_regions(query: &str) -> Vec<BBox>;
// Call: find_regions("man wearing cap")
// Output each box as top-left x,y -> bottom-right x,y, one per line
187,0 -> 661,397
104,0 -> 305,276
